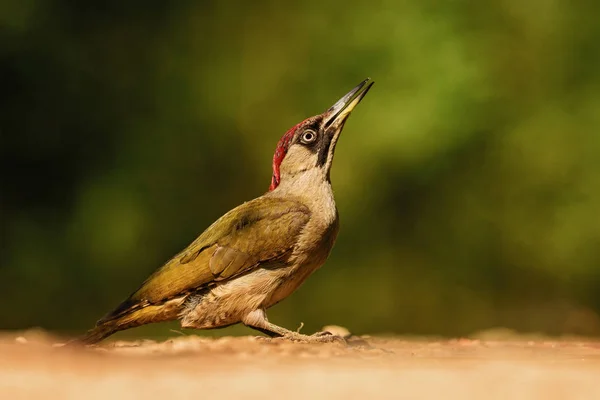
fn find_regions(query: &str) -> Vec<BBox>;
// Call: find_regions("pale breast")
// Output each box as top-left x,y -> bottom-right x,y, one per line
265,215 -> 340,308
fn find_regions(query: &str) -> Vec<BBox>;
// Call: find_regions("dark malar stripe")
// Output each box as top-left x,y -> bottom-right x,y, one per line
316,132 -> 333,167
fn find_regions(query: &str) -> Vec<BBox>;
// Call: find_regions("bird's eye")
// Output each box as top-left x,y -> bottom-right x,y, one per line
300,130 -> 317,144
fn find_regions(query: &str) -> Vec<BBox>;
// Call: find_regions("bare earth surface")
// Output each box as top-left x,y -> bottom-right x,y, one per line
1,330 -> 600,399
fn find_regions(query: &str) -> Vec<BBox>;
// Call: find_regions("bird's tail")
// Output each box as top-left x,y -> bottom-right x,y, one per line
75,323 -> 119,345
67,296 -> 187,346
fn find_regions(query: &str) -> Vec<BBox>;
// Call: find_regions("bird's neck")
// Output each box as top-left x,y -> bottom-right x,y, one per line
269,168 -> 337,225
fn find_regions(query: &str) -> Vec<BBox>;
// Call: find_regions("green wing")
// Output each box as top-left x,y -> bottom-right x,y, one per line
99,196 -> 310,323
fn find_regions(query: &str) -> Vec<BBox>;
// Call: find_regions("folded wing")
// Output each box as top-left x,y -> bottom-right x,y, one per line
98,197 -> 310,324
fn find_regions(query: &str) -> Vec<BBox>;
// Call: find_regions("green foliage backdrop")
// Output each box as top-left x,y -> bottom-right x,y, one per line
2,0 -> 600,338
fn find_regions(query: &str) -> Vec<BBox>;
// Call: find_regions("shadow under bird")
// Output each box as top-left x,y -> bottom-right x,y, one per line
76,78 -> 374,344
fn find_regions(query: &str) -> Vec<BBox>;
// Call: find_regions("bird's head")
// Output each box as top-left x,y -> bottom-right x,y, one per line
269,78 -> 374,191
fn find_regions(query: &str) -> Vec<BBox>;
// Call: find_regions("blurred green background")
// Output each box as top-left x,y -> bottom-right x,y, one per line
2,0 -> 600,340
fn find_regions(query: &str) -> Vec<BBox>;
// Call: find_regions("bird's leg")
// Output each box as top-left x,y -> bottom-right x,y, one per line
242,309 -> 304,337
242,309 -> 345,344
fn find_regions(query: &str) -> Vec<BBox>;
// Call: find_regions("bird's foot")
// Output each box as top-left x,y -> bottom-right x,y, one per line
285,330 -> 346,344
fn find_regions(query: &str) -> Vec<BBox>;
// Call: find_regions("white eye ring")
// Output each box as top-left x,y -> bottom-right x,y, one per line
301,130 -> 317,144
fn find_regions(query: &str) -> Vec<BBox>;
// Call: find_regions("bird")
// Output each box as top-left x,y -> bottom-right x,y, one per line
74,78 -> 374,345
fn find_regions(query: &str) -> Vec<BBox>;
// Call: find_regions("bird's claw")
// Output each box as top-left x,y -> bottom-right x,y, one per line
286,331 -> 346,344
311,330 -> 332,337
315,333 -> 346,344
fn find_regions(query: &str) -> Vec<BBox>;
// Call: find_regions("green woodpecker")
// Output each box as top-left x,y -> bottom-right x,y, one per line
76,78 -> 374,344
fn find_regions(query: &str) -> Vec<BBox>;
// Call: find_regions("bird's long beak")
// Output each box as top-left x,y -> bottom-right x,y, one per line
324,77 -> 374,129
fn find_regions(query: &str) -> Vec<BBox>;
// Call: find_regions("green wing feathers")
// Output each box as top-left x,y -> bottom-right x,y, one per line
96,197 -> 310,326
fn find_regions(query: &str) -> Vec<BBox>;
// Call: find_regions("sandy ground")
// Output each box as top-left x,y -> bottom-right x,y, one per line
1,330 -> 600,399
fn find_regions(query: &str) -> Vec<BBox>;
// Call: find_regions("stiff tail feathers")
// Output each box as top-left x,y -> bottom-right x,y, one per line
66,296 -> 187,346
72,324 -> 119,345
